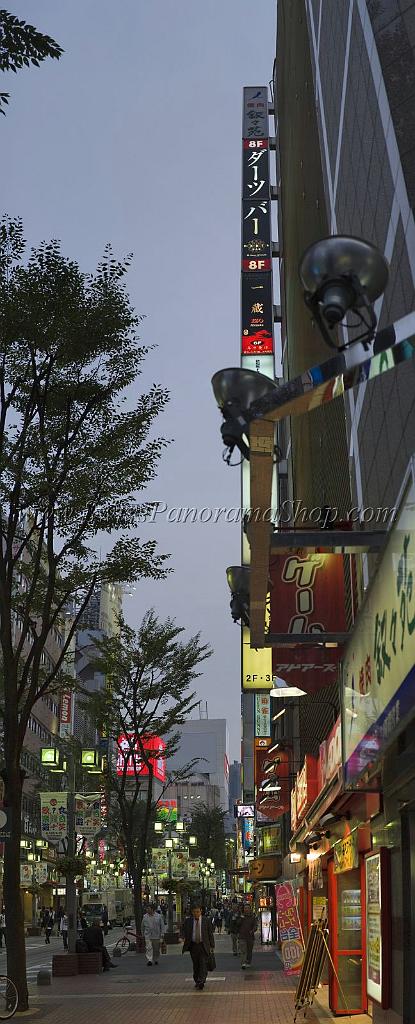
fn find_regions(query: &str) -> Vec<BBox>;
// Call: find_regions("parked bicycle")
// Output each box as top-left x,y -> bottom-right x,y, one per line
0,976 -> 18,1020
113,925 -> 140,955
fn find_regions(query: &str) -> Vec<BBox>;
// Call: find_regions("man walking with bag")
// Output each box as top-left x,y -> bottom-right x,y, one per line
239,903 -> 257,969
182,904 -> 214,990
141,904 -> 165,966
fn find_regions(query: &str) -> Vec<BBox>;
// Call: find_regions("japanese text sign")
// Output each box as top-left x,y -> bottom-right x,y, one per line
275,881 -> 304,974
342,460 -> 415,782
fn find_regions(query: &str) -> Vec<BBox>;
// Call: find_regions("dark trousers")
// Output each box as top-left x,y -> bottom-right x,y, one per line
0,928 -> 5,948
62,931 -> 68,949
45,928 -> 52,944
190,942 -> 208,986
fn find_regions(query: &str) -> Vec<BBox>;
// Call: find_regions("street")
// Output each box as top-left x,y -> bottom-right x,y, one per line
11,934 -> 367,1024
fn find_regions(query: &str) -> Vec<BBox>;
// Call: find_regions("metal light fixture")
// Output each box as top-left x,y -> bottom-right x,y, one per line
189,835 -> 197,847
154,821 -> 163,832
211,367 -> 280,464
226,565 -> 250,626
40,747 -> 60,767
175,821 -> 184,832
165,838 -> 173,849
270,685 -> 306,698
226,565 -> 271,627
299,235 -> 389,351
206,857 -> 212,865
272,708 -> 286,722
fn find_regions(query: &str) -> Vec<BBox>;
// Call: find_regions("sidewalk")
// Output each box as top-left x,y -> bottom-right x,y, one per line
19,935 -> 370,1024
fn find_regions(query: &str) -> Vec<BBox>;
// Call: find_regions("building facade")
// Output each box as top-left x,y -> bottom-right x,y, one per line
272,2 -> 415,1023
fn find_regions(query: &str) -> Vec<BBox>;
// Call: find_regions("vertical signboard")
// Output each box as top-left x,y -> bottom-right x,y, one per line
275,881 -> 304,975
240,87 -> 275,801
365,849 -> 391,1008
255,693 -> 271,736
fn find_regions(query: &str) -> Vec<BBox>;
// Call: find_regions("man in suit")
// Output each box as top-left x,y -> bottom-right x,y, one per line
182,904 -> 214,990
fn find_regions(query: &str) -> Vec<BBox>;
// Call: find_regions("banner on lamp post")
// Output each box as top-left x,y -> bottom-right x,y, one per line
75,794 -> 101,837
151,848 -> 168,874
40,792 -> 68,840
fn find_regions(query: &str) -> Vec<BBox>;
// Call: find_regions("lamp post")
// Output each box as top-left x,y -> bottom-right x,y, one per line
154,818 -> 197,940
41,744 -> 104,954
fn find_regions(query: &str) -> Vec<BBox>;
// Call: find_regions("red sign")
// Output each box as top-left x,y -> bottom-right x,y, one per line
295,755 -> 318,824
318,717 -> 342,791
275,882 -> 304,975
271,553 -> 346,694
116,734 -> 166,782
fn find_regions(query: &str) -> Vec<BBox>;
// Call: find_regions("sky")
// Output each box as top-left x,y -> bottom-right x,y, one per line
2,0 -> 276,760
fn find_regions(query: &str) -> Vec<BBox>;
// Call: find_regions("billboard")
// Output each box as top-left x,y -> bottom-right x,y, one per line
271,554 -> 346,694
75,793 -> 101,837
116,734 -> 166,782
156,799 -> 177,823
342,461 -> 415,784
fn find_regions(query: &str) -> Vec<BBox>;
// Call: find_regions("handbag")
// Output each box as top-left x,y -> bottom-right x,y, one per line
160,939 -> 167,954
207,950 -> 216,972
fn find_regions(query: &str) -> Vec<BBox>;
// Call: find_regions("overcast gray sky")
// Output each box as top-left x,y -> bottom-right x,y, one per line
3,0 -> 276,759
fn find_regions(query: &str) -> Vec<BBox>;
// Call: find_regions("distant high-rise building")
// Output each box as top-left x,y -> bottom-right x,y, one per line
167,719 -> 230,812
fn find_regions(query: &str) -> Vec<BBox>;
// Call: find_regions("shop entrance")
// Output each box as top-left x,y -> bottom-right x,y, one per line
328,857 -> 367,1015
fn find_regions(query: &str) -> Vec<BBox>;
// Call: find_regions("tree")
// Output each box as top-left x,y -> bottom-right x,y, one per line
190,804 -> 226,870
83,612 -> 211,937
0,9 -> 63,114
0,218 -> 169,1008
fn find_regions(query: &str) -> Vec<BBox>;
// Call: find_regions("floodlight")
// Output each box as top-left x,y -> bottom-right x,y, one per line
211,368 -> 279,464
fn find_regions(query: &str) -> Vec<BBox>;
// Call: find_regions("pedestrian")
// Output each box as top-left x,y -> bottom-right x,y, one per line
60,912 -> 68,950
141,904 -> 165,966
238,903 -> 257,969
45,910 -> 54,944
214,908 -> 223,933
182,902 -> 215,991
0,909 -> 6,949
101,906 -> 109,936
229,899 -> 242,956
83,919 -> 117,971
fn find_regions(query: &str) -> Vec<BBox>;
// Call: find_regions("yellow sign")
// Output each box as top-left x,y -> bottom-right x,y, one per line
333,830 -> 359,874
242,626 -> 273,689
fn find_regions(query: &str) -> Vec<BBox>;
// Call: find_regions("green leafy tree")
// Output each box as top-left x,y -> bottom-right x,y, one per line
83,613 -> 211,937
0,9 -> 63,113
0,218 -> 169,1008
190,804 -> 226,870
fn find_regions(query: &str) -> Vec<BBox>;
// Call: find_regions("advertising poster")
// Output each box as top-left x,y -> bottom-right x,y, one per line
151,848 -> 168,874
171,850 -> 188,878
40,792 -> 67,840
187,859 -> 200,880
255,693 -> 271,737
275,881 -> 304,975
75,794 -> 101,837
366,852 -> 382,1002
20,863 -> 32,885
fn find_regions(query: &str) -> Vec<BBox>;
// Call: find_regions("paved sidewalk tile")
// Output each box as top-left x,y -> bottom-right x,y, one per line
23,936 -> 369,1024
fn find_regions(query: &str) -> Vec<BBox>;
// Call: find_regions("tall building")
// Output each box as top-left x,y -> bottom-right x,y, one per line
167,719 -> 230,812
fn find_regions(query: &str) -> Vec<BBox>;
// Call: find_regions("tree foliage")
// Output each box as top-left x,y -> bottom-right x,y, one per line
189,804 -> 226,870
83,612 -> 212,932
0,9 -> 63,113
0,217 -> 169,1007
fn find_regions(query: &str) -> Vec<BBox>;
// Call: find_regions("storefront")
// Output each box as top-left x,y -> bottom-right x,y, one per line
342,459 -> 415,1024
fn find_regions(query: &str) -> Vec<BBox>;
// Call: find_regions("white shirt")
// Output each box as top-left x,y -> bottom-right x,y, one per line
142,912 -> 165,939
192,917 -> 202,943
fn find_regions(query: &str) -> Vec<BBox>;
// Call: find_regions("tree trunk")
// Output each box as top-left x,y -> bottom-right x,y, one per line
3,764 -> 28,1011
